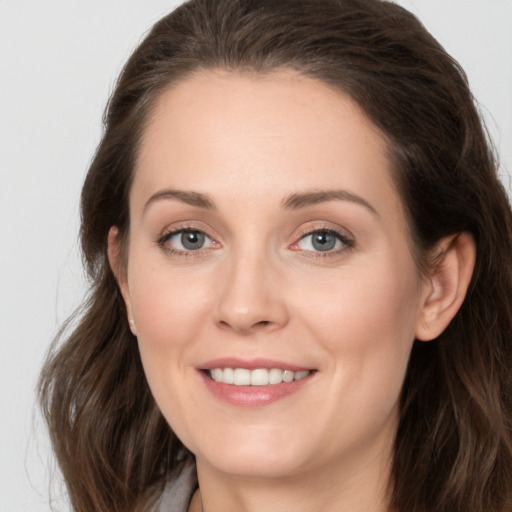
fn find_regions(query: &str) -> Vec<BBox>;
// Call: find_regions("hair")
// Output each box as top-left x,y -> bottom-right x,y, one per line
39,0 -> 512,511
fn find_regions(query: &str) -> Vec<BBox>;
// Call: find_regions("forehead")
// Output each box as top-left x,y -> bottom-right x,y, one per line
133,69 -> 403,223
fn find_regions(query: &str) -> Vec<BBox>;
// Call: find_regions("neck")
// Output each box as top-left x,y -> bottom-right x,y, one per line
192,447 -> 393,512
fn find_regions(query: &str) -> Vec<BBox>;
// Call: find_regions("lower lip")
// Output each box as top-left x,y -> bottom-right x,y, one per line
198,371 -> 313,408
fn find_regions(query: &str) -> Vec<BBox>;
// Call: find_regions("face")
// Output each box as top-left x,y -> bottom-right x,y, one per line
116,70 -> 431,481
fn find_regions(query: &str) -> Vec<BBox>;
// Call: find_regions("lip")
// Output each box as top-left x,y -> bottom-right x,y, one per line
198,357 -> 311,372
197,358 -> 316,408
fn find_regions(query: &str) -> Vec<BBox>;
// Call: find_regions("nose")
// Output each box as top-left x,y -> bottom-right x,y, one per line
214,249 -> 289,335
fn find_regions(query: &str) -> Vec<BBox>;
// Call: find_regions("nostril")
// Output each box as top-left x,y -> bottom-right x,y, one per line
251,320 -> 280,332
217,318 -> 273,333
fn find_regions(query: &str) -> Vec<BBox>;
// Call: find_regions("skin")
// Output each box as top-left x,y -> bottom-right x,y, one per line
109,70 -> 475,512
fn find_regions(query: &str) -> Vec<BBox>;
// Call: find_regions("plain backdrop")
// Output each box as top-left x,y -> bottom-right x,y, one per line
1,1 -> 511,510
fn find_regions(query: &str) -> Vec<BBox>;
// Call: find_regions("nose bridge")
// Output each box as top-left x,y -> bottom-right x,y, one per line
215,240 -> 288,333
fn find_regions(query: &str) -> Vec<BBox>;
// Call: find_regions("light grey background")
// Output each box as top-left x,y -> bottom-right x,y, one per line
1,1 -> 511,510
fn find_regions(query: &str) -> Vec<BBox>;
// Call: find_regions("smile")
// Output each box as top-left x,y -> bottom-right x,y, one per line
199,360 -> 316,407
208,368 -> 311,386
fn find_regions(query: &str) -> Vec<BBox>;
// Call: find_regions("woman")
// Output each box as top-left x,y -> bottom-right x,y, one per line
38,0 -> 512,511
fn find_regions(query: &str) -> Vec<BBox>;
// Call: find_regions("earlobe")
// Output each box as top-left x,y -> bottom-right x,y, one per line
415,232 -> 476,341
107,227 -> 136,335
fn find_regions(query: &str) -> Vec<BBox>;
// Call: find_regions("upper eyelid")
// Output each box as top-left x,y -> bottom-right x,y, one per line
290,225 -> 356,254
163,225 -> 209,236
157,227 -> 219,257
297,226 -> 344,237
293,223 -> 354,242
156,224 -> 212,247
159,222 -> 214,238
295,230 -> 352,246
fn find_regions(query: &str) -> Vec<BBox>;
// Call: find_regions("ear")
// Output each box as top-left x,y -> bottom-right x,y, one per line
107,227 -> 137,336
415,232 -> 476,341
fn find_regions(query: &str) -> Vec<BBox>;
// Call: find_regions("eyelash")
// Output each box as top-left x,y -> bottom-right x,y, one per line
156,226 -> 355,258
157,226 -> 215,258
291,227 -> 355,258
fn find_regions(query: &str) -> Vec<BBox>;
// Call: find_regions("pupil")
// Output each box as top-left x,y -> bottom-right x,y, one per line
312,232 -> 336,251
181,231 -> 205,250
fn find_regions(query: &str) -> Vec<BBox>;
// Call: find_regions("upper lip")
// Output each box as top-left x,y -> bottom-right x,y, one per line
198,358 -> 313,372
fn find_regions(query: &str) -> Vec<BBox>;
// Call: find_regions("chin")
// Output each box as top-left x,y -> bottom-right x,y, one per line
199,450 -> 307,479
189,426 -> 313,478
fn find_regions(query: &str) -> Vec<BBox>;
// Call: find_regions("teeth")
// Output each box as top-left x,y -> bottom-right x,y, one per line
208,368 -> 311,385
233,368 -> 251,386
211,368 -> 223,382
268,368 -> 283,384
223,367 -> 234,384
282,370 -> 294,382
250,369 -> 269,386
294,370 -> 310,381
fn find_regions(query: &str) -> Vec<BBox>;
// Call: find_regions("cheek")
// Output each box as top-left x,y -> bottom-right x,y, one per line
300,255 -> 420,343
125,254 -> 213,394
296,255 -> 421,409
126,261 -> 212,444
128,255 -> 210,341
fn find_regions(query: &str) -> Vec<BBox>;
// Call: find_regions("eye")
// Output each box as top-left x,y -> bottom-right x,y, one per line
292,229 -> 353,254
158,228 -> 217,253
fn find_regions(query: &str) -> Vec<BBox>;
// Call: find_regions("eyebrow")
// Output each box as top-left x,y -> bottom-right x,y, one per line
282,189 -> 379,216
143,187 -> 378,216
143,189 -> 216,213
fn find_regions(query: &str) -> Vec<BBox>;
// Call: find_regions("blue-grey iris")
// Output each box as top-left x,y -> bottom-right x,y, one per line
181,231 -> 205,250
312,231 -> 337,251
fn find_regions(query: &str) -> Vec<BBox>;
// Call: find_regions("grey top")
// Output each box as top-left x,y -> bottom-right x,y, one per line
152,460 -> 198,512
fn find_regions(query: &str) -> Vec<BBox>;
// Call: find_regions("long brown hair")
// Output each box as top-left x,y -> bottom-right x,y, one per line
39,1 -> 512,510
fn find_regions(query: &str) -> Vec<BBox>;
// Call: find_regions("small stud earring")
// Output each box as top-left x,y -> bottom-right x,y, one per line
129,319 -> 135,326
